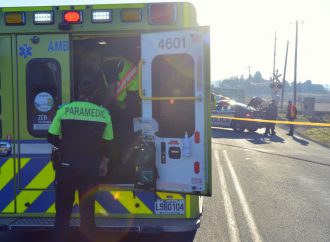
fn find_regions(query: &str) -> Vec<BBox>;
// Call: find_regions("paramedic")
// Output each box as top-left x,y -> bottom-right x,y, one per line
100,56 -> 140,168
47,77 -> 114,242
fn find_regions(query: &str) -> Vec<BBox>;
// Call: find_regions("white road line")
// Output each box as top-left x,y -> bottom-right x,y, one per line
215,150 -> 241,242
223,150 -> 263,242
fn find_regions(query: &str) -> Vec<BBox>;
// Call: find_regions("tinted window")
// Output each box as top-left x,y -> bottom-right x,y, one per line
152,54 -> 195,137
26,59 -> 61,137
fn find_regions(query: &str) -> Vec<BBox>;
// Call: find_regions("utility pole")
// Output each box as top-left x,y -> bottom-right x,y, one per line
245,65 -> 252,99
293,21 -> 298,105
273,32 -> 277,79
281,41 -> 289,109
292,20 -> 304,106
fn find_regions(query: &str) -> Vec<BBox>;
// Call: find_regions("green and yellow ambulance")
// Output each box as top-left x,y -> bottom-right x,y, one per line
0,1 -> 211,237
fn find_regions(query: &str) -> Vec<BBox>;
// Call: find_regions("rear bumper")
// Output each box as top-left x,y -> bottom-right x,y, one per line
0,217 -> 200,233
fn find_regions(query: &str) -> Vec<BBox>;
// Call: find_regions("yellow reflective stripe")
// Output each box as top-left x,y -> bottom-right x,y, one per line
111,191 -> 152,214
46,203 -> 55,213
0,158 -> 30,190
3,7 -> 52,12
92,4 -> 144,9
157,192 -> 184,200
4,162 -> 54,213
95,200 -> 108,216
185,195 -> 191,218
0,158 -> 14,190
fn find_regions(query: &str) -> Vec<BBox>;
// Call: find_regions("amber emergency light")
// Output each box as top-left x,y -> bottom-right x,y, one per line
5,12 -> 26,25
120,9 -> 142,22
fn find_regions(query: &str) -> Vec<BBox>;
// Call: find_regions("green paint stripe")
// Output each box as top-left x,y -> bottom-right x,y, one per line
3,7 -> 52,12
92,4 -> 144,10
59,5 -> 86,10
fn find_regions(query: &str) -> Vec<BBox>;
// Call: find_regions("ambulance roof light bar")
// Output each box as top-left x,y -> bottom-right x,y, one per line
33,11 -> 54,25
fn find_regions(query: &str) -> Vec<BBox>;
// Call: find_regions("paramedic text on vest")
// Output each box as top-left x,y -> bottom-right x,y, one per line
47,78 -> 114,242
102,56 -> 139,109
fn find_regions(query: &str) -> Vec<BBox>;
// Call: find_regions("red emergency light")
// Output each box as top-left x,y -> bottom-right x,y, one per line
149,3 -> 177,25
63,11 -> 83,24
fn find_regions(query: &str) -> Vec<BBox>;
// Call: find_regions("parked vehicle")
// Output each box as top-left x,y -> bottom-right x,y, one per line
211,100 -> 264,132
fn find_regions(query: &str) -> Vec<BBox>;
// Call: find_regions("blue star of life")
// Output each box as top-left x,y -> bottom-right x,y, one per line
19,44 -> 32,59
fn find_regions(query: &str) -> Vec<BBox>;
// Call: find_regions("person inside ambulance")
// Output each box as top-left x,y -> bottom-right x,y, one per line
101,56 -> 141,182
47,78 -> 114,242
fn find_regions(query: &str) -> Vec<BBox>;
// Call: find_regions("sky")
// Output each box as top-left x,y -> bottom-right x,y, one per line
2,0 -> 330,85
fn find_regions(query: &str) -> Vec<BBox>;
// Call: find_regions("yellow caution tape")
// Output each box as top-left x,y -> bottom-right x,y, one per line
211,115 -> 330,127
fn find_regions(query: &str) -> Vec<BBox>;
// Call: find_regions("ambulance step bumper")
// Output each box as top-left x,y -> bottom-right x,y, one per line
1,217 -> 200,233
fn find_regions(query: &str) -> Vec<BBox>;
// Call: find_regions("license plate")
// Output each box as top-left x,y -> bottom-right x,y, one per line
154,199 -> 185,215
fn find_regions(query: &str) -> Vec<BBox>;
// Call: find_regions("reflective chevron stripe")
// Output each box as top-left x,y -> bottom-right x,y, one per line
0,155 -> 188,217
3,161 -> 54,213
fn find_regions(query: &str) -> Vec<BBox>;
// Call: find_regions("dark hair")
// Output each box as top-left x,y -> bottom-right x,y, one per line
79,76 -> 97,100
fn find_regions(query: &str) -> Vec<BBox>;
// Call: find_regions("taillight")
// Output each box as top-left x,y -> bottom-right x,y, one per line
63,11 -> 83,24
194,131 -> 200,144
149,3 -> 177,25
194,161 -> 200,174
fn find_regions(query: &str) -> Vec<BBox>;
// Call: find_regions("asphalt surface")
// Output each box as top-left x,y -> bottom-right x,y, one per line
194,126 -> 330,242
1,126 -> 330,242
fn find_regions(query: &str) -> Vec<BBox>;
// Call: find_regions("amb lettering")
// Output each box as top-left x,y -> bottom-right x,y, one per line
65,107 -> 106,119
48,40 -> 69,52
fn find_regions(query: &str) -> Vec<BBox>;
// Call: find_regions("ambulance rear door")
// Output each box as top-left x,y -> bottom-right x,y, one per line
141,27 -> 211,196
14,34 -> 70,213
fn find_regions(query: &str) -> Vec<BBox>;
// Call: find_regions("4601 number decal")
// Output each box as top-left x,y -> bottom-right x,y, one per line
158,37 -> 186,50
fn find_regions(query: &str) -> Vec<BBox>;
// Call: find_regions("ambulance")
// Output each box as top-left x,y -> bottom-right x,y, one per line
0,1 -> 211,237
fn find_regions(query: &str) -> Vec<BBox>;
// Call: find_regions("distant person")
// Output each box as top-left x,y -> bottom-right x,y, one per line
286,100 -> 297,136
264,99 -> 278,135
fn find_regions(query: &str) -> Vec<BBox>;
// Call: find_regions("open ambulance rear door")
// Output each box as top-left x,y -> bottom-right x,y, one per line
140,27 -> 211,196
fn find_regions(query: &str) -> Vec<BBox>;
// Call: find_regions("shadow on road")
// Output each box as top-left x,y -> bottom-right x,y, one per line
211,128 -> 285,145
292,135 -> 309,146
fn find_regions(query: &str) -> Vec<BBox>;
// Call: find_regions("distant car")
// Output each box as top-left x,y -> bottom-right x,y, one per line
211,100 -> 264,132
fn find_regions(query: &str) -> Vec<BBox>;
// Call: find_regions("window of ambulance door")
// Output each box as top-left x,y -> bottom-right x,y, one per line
26,59 -> 61,137
152,54 -> 195,138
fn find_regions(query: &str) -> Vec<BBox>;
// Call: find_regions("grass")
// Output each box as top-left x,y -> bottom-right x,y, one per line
278,112 -> 330,147
302,128 -> 330,147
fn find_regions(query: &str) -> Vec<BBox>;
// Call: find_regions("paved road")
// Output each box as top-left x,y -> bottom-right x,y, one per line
194,126 -> 330,242
1,126 -> 330,242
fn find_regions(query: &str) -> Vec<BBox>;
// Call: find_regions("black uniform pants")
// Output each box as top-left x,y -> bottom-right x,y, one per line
53,164 -> 99,242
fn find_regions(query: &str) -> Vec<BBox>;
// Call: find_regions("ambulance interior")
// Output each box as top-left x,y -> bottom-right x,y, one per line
72,36 -> 195,185
73,36 -> 141,184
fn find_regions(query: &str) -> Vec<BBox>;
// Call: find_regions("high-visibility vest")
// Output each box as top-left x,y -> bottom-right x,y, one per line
102,56 -> 139,108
